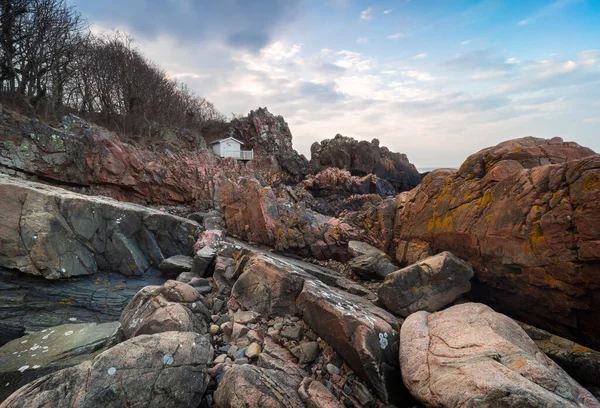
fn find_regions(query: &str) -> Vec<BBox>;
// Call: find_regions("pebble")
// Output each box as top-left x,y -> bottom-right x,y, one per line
213,354 -> 227,364
245,342 -> 261,359
273,322 -> 283,330
209,324 -> 220,335
326,363 -> 340,375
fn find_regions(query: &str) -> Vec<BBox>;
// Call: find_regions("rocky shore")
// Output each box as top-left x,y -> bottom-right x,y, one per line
0,106 -> 598,407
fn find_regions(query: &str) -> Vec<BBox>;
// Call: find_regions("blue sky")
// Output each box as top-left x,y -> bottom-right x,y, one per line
71,0 -> 600,168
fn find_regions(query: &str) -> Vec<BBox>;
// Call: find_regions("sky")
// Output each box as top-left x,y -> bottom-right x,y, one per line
71,0 -> 600,169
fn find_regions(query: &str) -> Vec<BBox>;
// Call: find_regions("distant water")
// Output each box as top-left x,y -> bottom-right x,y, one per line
417,167 -> 458,173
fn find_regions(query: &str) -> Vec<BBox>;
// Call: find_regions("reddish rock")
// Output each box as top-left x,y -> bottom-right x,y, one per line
298,377 -> 345,408
309,134 -> 421,192
0,109 -> 305,208
119,280 -> 208,338
214,365 -> 305,408
394,137 -> 600,347
400,303 -> 600,407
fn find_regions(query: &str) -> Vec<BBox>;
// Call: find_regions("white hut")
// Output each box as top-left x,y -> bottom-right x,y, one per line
210,137 -> 254,160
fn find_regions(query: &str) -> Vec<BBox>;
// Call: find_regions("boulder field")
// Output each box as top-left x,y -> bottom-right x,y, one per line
0,106 -> 599,407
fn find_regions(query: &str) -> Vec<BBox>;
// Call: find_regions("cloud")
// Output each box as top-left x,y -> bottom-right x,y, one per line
517,0 -> 581,26
401,70 -> 438,81
76,0 -> 302,51
356,37 -> 369,44
334,51 -> 375,72
387,32 -> 409,39
442,49 -> 512,72
360,7 -> 374,21
578,49 -> 600,66
383,9 -> 392,14
412,53 -> 428,59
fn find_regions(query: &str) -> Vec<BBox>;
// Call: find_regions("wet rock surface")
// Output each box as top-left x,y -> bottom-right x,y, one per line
0,267 -> 165,346
0,174 -> 199,279
394,137 -> 600,347
400,303 -> 600,407
378,251 -> 474,316
0,322 -> 122,401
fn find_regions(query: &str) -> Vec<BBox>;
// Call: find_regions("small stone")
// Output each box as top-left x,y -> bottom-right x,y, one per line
280,324 -> 302,341
245,342 -> 261,359
290,341 -> 319,364
212,299 -> 225,314
209,325 -> 220,335
227,346 -> 239,358
214,354 -> 227,364
234,357 -> 249,365
273,323 -> 283,330
267,328 -> 280,337
233,347 -> 247,360
233,310 -> 260,325
326,363 -> 340,376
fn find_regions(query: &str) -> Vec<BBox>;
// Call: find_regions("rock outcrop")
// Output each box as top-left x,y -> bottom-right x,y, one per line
394,137 -> 600,347
400,303 -> 600,407
0,174 -> 199,279
0,108 -> 305,208
226,107 -> 308,181
120,280 -> 209,339
309,134 -> 421,192
378,251 -> 474,316
1,331 -> 213,408
0,322 -> 122,401
219,177 -> 377,261
346,241 -> 397,280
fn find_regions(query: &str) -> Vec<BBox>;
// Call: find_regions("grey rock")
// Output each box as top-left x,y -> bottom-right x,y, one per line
348,241 -> 382,258
191,246 -> 217,277
0,322 -> 122,401
378,251 -> 474,316
1,331 -> 213,408
347,252 -> 397,280
159,255 -> 193,277
290,341 -> 319,364
0,174 -> 199,280
326,363 -> 340,376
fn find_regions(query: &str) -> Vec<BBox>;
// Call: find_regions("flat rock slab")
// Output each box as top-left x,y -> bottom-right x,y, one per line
0,174 -> 199,279
400,303 -> 600,407
1,331 -> 213,408
0,267 -> 165,346
378,251 -> 474,316
0,322 -> 122,402
158,255 -> 193,277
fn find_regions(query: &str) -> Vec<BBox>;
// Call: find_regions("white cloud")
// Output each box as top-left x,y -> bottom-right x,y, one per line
577,49 -> 600,66
360,7 -> 373,21
383,9 -> 392,14
412,53 -> 428,59
334,51 -> 374,72
387,32 -> 409,39
401,70 -> 438,81
356,37 -> 369,44
583,117 -> 600,124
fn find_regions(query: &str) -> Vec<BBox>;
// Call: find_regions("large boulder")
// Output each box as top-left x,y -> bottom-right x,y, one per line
120,280 -> 208,339
309,134 -> 421,192
519,322 -> 600,389
231,253 -> 404,404
214,365 -> 304,408
378,251 -> 474,316
394,137 -> 600,347
400,303 -> 600,407
0,174 -> 199,279
0,322 -> 122,401
0,331 -> 213,408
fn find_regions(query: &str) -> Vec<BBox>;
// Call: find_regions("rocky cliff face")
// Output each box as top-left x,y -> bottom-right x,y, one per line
394,137 -> 600,347
309,134 -> 421,192
227,107 -> 309,182
0,109 -> 305,209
